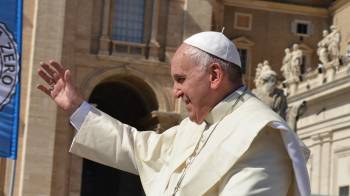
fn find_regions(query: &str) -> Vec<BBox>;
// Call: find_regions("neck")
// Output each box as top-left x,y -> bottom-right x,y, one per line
222,82 -> 243,99
196,81 -> 243,124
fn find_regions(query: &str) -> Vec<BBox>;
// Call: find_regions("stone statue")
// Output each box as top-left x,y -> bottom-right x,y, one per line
346,42 -> 350,70
317,25 -> 341,69
317,30 -> 330,65
253,61 -> 287,119
290,43 -> 303,82
254,62 -> 264,87
347,41 -> 350,60
281,44 -> 303,84
328,25 -> 341,67
281,48 -> 292,81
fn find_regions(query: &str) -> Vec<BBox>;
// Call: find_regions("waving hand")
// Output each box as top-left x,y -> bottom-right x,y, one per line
37,60 -> 84,114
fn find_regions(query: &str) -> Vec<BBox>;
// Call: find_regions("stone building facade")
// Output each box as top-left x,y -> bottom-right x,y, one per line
0,0 -> 350,195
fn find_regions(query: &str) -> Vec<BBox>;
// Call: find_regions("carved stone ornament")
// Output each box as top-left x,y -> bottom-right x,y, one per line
253,60 -> 287,119
281,44 -> 303,85
317,25 -> 341,70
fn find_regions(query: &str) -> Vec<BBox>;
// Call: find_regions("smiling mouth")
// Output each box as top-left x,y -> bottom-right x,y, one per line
183,96 -> 190,105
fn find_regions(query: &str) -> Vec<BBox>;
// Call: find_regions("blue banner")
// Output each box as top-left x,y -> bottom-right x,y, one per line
0,0 -> 22,159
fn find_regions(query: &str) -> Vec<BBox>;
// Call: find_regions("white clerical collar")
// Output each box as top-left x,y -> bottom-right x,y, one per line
204,86 -> 248,125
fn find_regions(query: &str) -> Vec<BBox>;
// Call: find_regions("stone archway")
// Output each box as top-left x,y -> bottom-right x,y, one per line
80,79 -> 158,196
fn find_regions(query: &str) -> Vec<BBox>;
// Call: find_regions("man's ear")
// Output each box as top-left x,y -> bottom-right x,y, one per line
208,63 -> 223,89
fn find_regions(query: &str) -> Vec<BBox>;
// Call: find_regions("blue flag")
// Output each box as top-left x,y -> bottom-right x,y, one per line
0,0 -> 23,159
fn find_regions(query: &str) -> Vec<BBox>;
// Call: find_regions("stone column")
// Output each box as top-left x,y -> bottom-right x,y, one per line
319,132 -> 333,195
99,0 -> 112,55
17,0 -> 66,195
158,0 -> 170,61
310,132 -> 333,195
0,158 -> 5,195
183,0 -> 213,39
148,0 -> 160,58
150,0 -> 160,46
310,135 -> 322,193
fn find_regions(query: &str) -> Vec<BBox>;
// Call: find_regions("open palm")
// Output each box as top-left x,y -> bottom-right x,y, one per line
37,60 -> 84,114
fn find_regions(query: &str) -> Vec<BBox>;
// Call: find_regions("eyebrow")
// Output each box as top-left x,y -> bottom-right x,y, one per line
173,74 -> 185,79
172,74 -> 187,83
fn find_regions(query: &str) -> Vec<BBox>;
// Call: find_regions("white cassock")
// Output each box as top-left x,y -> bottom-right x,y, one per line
69,87 -> 311,196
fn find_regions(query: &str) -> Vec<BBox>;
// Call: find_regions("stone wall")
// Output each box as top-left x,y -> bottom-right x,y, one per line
5,0 -> 350,195
16,0 -> 67,195
223,2 -> 329,87
288,65 -> 350,195
286,2 -> 350,193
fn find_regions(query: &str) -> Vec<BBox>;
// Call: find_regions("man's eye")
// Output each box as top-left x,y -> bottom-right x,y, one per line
173,74 -> 186,84
176,77 -> 185,83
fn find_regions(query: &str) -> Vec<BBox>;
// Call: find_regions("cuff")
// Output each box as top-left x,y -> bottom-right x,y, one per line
70,101 -> 92,130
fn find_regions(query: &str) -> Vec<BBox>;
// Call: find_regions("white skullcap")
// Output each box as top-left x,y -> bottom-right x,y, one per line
184,31 -> 241,67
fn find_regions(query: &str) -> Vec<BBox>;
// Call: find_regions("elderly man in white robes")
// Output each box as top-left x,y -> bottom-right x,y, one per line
37,31 -> 310,196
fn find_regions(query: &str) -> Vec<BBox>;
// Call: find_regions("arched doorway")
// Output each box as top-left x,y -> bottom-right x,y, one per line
80,80 -> 158,196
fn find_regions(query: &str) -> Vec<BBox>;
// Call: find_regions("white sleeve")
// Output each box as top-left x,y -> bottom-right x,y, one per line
70,101 -> 91,130
69,106 -> 177,176
69,107 -> 143,174
270,121 -> 311,196
270,122 -> 310,161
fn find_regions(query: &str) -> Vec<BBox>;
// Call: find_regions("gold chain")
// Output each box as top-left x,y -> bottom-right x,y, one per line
172,87 -> 247,196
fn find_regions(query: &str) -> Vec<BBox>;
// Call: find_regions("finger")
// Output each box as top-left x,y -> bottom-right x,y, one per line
50,86 -> 59,98
37,84 -> 52,96
64,69 -> 72,85
40,62 -> 56,80
49,60 -> 66,78
53,72 -> 60,83
38,69 -> 55,85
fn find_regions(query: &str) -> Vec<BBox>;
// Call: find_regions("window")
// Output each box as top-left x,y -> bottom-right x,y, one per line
234,12 -> 252,31
297,23 -> 308,35
232,36 -> 254,87
111,0 -> 145,43
238,48 -> 247,74
339,186 -> 349,196
292,20 -> 312,37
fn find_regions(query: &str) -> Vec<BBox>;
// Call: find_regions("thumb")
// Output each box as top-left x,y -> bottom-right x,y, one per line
64,69 -> 72,85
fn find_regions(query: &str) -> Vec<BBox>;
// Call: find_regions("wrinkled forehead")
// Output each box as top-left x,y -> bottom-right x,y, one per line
171,44 -> 194,69
173,44 -> 192,60
170,43 -> 198,74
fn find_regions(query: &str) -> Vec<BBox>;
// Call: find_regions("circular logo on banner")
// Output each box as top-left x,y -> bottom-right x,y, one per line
0,22 -> 19,110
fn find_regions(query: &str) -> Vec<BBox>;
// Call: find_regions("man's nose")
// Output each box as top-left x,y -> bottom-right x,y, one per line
173,86 -> 183,98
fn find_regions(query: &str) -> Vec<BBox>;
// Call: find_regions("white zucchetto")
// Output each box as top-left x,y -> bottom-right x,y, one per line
184,31 -> 241,67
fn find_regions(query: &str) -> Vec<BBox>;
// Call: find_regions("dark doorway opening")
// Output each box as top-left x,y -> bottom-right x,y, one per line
81,81 -> 157,196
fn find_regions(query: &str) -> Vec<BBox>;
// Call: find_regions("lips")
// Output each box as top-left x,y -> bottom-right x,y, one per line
183,96 -> 190,105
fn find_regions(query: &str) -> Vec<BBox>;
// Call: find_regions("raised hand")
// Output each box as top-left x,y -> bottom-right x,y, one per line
37,60 -> 84,114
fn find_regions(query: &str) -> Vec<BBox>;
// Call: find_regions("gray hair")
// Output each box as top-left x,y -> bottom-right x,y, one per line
184,46 -> 242,83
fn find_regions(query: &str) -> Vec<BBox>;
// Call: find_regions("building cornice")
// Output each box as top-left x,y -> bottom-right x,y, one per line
287,73 -> 350,104
329,0 -> 350,15
223,0 -> 329,18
